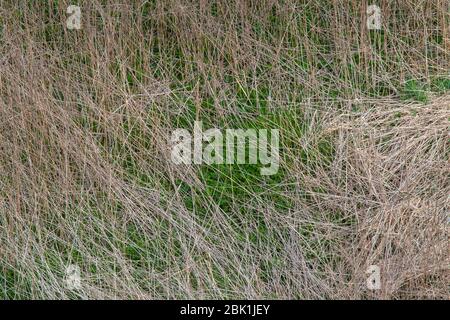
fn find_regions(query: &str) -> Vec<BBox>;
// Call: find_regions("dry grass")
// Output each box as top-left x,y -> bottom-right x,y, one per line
0,0 -> 448,299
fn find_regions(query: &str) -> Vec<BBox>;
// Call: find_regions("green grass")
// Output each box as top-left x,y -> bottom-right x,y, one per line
401,79 -> 429,103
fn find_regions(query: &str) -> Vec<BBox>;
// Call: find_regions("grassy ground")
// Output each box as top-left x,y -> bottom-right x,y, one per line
0,0 -> 448,299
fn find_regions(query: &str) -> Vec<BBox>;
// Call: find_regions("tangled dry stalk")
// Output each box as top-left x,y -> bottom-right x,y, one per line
0,0 -> 448,299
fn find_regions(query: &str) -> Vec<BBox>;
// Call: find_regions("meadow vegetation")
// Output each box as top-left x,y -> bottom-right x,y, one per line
0,0 -> 448,299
